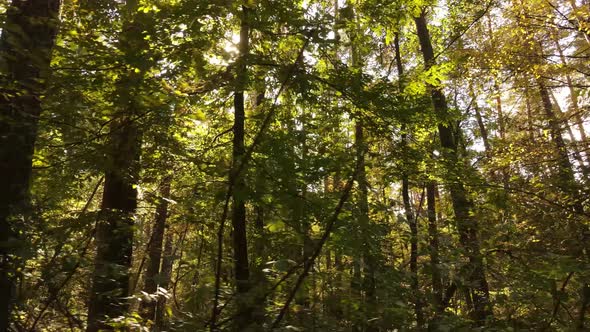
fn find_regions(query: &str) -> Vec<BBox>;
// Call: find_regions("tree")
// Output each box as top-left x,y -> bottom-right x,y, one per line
0,0 -> 61,329
414,8 -> 492,325
86,0 -> 150,329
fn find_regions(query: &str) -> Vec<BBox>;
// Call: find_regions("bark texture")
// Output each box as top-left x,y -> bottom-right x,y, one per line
141,176 -> 172,323
414,10 -> 492,324
0,1 -> 61,329
86,1 -> 145,330
231,5 -> 253,331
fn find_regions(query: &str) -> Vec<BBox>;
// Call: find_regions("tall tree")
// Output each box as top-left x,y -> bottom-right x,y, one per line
86,0 -> 149,329
0,0 -> 61,329
140,175 -> 172,324
231,5 -> 253,331
395,31 -> 425,329
413,9 -> 492,324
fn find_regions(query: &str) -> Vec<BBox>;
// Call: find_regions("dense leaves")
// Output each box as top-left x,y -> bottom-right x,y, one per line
0,0 -> 589,331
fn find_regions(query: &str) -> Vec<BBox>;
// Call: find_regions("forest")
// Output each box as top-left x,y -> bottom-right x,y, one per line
1,0 -> 590,331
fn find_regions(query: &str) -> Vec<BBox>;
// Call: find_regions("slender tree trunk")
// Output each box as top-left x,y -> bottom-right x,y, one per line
427,182 -> 443,328
487,18 -> 505,141
548,91 -> 589,178
414,10 -> 492,324
395,31 -> 424,330
537,78 -> 590,330
493,83 -> 506,140
0,1 -> 61,329
406,185 -> 423,330
141,176 -> 172,323
249,90 -> 267,324
537,79 -> 576,186
473,104 -> 490,153
87,1 -> 145,330
155,231 -> 174,331
342,4 -> 377,330
231,5 -> 252,331
552,30 -> 589,156
524,85 -> 536,141
295,113 -> 314,327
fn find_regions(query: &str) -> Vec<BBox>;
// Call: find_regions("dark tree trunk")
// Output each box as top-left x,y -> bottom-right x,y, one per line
524,85 -> 536,141
141,176 -> 172,323
395,31 -> 424,330
493,83 -> 506,140
537,78 -> 590,330
86,117 -> 141,332
548,91 -> 590,179
406,184 -> 423,330
346,6 -> 376,329
86,1 -> 145,330
414,11 -> 492,324
427,182 -> 443,328
473,103 -> 490,153
0,1 -> 61,329
231,6 -> 252,331
251,90 -> 267,324
552,31 -> 589,163
537,79 -> 576,187
155,231 -> 174,331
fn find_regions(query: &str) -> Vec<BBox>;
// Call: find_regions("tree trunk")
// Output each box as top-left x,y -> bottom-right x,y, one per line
548,91 -> 589,178
87,119 -> 140,332
427,182 -> 443,327
395,31 -> 424,330
552,30 -> 589,158
537,78 -> 590,330
0,1 -> 61,329
406,184 -> 423,330
141,176 -> 172,323
231,5 -> 252,331
414,10 -> 492,324
340,4 -> 377,330
473,104 -> 490,153
155,231 -> 174,331
537,79 -> 576,186
87,1 -> 145,330
524,85 -> 537,141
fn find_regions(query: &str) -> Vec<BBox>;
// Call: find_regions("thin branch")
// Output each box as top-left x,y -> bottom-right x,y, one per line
543,272 -> 575,331
270,156 -> 361,330
210,32 -> 314,330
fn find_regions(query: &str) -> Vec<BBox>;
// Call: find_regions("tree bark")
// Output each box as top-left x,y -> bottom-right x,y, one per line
414,10 -> 492,324
427,182 -> 443,327
251,90 -> 267,324
473,104 -> 490,153
524,85 -> 536,141
537,78 -> 576,186
347,5 -> 376,329
140,176 -> 172,323
395,31 -> 424,330
86,1 -> 145,330
537,78 -> 590,330
155,231 -> 174,331
0,1 -> 61,329
231,5 -> 252,331
548,90 -> 589,178
87,119 -> 140,331
552,30 -> 589,158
